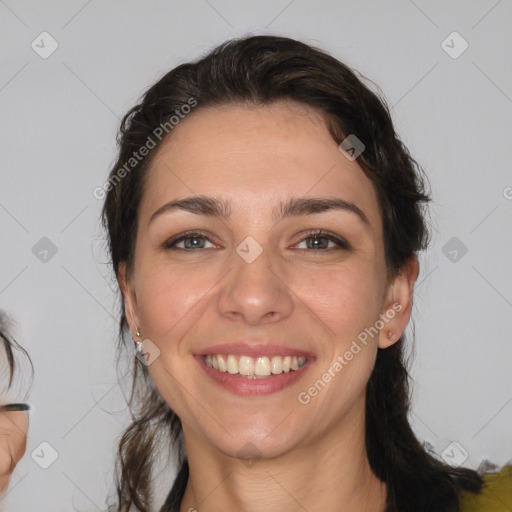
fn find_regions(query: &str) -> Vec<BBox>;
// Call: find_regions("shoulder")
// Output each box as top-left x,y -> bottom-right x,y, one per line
459,465 -> 512,512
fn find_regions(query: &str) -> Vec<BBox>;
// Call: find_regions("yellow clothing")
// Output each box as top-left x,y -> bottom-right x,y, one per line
459,465 -> 512,512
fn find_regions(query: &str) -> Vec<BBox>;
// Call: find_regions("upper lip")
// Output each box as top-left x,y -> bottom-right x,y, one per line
195,342 -> 316,359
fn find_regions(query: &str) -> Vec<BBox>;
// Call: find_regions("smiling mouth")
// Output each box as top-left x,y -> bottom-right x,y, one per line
203,354 -> 308,378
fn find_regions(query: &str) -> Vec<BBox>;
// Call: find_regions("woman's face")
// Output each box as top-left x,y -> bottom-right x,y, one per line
120,100 -> 413,460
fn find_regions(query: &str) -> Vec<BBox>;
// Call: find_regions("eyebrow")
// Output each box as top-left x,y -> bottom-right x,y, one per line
148,195 -> 371,228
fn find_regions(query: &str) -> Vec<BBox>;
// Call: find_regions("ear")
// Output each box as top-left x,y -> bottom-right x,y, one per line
117,262 -> 139,340
378,253 -> 420,349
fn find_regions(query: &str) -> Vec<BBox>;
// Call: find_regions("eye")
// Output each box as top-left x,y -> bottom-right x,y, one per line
163,230 -> 350,252
294,230 -> 350,251
163,231 -> 217,250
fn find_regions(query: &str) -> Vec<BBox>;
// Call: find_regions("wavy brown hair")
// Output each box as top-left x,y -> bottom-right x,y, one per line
101,34 -> 484,511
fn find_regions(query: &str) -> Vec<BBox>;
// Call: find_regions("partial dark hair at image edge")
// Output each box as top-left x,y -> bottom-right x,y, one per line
0,310 -> 33,392
101,34 -> 486,512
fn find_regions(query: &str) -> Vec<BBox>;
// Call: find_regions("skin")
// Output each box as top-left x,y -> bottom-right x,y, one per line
0,410 -> 28,495
119,99 -> 419,512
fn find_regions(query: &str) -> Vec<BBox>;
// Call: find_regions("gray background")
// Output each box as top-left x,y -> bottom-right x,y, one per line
1,0 -> 511,510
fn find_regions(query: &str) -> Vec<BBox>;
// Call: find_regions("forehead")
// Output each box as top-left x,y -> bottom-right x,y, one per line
139,100 -> 382,233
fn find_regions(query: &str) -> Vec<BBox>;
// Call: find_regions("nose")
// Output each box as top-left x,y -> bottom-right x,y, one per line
217,242 -> 294,326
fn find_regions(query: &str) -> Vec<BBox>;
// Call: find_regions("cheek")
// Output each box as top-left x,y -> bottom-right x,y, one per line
135,260 -> 211,348
296,264 -> 382,341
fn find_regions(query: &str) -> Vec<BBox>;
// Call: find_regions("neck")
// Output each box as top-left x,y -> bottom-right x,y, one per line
178,399 -> 387,512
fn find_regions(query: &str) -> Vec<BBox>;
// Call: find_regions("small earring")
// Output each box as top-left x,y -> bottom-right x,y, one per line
131,314 -> 143,354
388,331 -> 395,341
133,326 -> 143,355
131,313 -> 141,341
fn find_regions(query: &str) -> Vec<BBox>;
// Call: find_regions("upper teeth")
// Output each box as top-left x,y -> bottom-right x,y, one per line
205,354 -> 307,376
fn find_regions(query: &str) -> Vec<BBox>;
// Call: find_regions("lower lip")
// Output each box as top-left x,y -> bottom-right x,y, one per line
195,355 -> 314,396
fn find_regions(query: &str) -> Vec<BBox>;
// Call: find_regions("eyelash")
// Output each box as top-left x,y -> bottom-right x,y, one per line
163,230 -> 350,251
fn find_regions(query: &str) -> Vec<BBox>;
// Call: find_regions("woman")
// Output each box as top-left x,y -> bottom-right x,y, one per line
0,311 -> 31,497
101,35 -> 510,511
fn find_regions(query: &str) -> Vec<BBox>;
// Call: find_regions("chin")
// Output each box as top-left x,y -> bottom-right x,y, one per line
205,422 -> 301,462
